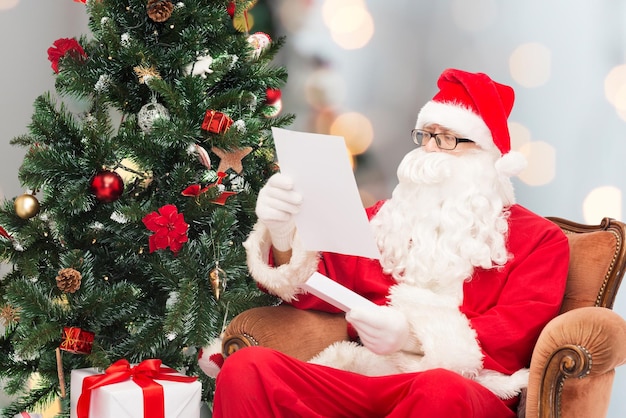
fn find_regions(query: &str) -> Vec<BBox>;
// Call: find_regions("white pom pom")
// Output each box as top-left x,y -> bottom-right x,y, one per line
198,337 -> 225,378
495,151 -> 527,177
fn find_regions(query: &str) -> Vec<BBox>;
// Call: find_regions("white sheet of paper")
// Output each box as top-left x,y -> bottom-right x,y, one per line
272,127 -> 380,259
299,272 -> 377,312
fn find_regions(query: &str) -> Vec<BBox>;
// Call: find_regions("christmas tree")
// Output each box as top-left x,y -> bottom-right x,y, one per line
0,0 -> 291,415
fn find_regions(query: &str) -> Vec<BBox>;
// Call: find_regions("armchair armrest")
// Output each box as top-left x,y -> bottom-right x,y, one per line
525,306 -> 626,418
222,304 -> 349,361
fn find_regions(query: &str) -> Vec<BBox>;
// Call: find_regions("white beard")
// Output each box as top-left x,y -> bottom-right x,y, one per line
370,148 -> 513,303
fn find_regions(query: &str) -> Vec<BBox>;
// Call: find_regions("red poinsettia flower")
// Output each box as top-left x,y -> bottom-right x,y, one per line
47,38 -> 87,73
142,204 -> 189,254
74,0 -> 87,3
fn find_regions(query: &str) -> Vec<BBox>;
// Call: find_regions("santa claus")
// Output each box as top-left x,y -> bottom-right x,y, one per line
203,68 -> 570,418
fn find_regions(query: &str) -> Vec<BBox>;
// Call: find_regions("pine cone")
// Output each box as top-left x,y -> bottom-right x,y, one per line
147,0 -> 174,23
56,268 -> 82,293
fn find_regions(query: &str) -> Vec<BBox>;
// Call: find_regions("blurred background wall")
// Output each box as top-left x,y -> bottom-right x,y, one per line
1,0 -> 625,416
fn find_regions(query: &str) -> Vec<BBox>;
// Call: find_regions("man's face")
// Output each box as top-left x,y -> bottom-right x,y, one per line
419,123 -> 480,154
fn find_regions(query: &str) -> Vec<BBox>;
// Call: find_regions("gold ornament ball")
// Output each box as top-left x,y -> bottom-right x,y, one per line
14,194 -> 40,219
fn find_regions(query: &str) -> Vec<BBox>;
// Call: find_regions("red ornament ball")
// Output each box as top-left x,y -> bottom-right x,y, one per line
265,88 -> 282,105
90,170 -> 124,202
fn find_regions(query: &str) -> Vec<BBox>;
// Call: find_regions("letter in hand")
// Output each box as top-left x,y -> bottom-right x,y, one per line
255,173 -> 303,251
346,305 -> 409,355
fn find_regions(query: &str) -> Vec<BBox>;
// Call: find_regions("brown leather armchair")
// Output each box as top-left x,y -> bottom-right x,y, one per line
221,217 -> 626,418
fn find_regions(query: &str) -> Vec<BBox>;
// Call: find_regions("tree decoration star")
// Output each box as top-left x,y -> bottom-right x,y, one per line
133,65 -> 161,84
0,304 -> 20,326
211,146 -> 252,174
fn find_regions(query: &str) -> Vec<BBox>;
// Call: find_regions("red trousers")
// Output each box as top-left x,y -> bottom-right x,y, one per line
213,347 -> 517,418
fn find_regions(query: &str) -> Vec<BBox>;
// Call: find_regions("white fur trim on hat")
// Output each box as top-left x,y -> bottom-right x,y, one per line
416,101 -> 497,153
243,222 -> 320,302
495,150 -> 527,177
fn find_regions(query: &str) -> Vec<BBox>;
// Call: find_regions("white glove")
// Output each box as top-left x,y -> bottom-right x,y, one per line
346,305 -> 409,355
255,173 -> 302,251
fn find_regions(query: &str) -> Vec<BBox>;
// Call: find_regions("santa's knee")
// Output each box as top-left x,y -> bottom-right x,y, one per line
216,347 -> 279,391
410,368 -> 476,405
417,368 -> 467,388
404,368 -> 499,415
419,368 -> 473,389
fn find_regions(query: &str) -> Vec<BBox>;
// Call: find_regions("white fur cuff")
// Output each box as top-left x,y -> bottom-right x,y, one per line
243,222 -> 320,301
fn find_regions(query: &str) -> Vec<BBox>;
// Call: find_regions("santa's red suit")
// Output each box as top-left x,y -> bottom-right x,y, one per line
213,201 -> 569,418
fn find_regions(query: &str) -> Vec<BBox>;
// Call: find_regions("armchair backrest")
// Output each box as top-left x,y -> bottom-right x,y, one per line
547,217 -> 626,313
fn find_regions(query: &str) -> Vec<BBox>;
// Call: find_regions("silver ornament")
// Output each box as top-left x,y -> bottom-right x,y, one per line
138,101 -> 170,134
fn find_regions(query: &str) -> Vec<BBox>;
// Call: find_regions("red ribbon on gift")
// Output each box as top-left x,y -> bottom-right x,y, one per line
76,359 -> 197,418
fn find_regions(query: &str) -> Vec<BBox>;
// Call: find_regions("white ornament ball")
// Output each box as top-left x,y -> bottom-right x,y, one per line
138,101 -> 170,133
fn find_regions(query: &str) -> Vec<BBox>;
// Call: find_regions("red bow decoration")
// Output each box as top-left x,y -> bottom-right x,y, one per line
181,184 -> 209,197
0,226 -> 11,240
77,359 -> 197,418
181,172 -> 236,205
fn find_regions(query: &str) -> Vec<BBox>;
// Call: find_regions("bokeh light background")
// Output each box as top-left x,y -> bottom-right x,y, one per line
1,0 -> 625,415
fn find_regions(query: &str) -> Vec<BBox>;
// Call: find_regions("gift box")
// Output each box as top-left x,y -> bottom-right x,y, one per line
61,326 -> 95,354
70,359 -> 201,418
201,109 -> 233,134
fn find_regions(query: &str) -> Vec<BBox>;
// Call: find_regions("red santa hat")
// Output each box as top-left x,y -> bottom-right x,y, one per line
415,68 -> 527,176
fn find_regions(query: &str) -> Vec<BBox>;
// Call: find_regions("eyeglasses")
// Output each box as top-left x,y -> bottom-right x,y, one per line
411,129 -> 474,150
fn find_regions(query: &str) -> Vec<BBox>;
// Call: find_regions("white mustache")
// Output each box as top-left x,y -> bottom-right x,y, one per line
396,149 -> 456,186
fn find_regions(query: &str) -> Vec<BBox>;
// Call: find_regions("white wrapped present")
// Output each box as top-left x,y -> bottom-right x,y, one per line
70,359 -> 201,418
